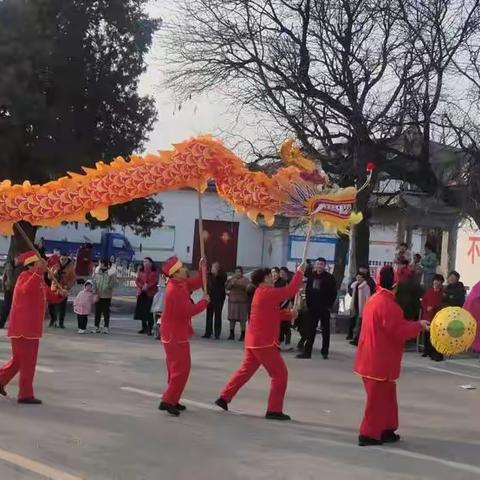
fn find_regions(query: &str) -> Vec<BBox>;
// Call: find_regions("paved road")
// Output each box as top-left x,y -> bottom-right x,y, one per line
0,315 -> 479,480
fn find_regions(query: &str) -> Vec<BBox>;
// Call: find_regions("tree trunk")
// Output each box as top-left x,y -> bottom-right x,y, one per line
354,190 -> 370,272
352,141 -> 375,275
333,234 -> 349,289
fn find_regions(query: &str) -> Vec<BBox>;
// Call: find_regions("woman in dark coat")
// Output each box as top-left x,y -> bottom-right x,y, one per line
202,262 -> 227,339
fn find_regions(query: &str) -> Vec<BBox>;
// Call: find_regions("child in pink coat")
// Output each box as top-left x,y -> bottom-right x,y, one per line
74,281 -> 96,334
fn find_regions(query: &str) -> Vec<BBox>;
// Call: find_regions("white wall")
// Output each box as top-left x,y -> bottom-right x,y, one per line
0,190 -> 264,269
456,221 -> 480,289
136,190 -> 264,267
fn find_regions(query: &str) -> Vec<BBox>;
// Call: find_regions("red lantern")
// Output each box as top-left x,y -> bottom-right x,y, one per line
366,162 -> 376,172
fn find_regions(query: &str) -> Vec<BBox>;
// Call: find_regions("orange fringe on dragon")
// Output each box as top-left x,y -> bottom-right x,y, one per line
0,136 -> 366,235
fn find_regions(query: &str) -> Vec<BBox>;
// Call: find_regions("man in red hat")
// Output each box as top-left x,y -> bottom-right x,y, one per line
159,256 -> 209,416
0,251 -> 66,404
354,265 -> 430,446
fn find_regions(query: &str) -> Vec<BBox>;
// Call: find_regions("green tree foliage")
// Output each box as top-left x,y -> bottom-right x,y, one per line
0,0 -> 163,236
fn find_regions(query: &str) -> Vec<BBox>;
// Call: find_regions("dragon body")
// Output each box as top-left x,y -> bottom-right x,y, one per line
0,136 -> 360,235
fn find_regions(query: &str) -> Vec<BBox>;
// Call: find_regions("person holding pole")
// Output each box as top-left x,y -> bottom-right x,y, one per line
215,263 -> 304,420
159,256 -> 209,416
0,251 -> 66,404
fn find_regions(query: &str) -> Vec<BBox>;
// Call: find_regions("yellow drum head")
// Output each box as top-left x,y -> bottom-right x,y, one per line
431,307 -> 477,355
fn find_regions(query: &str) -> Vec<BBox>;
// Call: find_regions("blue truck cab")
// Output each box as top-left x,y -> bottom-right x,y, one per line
42,232 -> 135,265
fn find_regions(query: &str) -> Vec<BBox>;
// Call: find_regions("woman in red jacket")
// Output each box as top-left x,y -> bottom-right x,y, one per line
354,265 -> 430,446
215,263 -> 304,420
159,256 -> 209,416
0,251 -> 65,404
134,257 -> 159,336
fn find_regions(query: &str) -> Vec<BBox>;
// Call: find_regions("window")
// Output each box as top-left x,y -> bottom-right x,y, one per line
112,238 -> 125,249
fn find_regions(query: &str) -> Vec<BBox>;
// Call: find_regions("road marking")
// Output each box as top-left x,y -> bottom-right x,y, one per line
304,435 -> 480,475
37,366 -> 55,373
403,360 -> 480,379
0,447 -> 82,480
446,359 -> 480,369
0,361 -> 54,374
425,366 -> 480,380
372,446 -> 480,475
121,386 -> 158,398
123,386 -> 480,474
121,387 -> 246,414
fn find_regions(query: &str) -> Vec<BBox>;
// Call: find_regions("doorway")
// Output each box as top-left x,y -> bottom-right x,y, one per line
192,220 -> 239,272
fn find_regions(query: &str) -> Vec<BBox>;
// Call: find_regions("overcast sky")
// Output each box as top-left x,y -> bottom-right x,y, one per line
139,0 -> 258,154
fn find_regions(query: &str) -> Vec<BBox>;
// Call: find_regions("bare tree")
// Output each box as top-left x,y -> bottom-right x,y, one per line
163,0 -> 480,279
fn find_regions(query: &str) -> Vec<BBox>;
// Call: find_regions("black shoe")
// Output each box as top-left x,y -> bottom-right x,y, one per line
158,402 -> 180,416
322,354 -> 329,360
59,325 -> 65,329
381,430 -> 401,443
358,435 -> 382,446
296,353 -> 311,359
202,334 -> 211,339
147,331 -> 153,337
346,334 -> 353,340
349,340 -> 358,346
138,329 -> 146,334
0,385 -> 6,397
176,403 -> 187,411
18,397 -> 42,405
239,332 -> 245,342
228,332 -> 235,340
215,335 -> 220,340
421,353 -> 428,357
265,411 -> 291,421
215,397 -> 229,411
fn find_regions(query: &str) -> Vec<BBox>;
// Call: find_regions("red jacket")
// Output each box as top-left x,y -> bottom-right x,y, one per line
8,269 -> 63,339
160,273 -> 208,343
354,288 -> 421,381
75,246 -> 93,276
47,254 -> 60,268
421,287 -> 443,322
246,270 -> 303,349
135,269 -> 159,298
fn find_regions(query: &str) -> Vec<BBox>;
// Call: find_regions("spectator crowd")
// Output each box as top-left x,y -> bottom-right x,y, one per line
1,236 -> 479,359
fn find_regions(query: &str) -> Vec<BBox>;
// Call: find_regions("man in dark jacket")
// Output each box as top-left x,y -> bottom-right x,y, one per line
297,257 -> 337,359
203,261 -> 227,339
395,262 -> 424,321
443,271 -> 466,307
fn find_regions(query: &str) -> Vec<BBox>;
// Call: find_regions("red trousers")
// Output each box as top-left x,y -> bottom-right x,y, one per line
220,346 -> 288,412
0,338 -> 39,400
359,377 -> 398,440
162,341 -> 191,405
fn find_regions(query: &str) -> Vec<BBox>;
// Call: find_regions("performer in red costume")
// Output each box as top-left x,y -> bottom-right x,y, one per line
0,251 -> 65,404
215,263 -> 304,420
159,256 -> 209,416
354,265 -> 430,446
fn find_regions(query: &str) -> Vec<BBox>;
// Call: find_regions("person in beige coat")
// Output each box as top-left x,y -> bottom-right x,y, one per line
350,271 -> 372,346
226,267 -> 250,341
